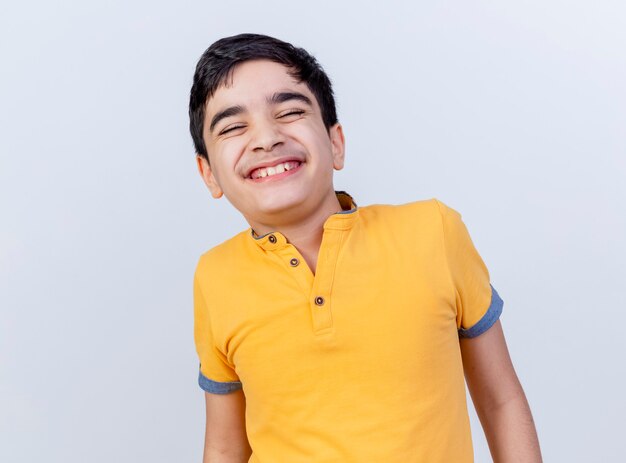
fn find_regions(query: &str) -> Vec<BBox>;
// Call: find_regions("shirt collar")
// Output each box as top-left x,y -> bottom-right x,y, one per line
250,191 -> 359,250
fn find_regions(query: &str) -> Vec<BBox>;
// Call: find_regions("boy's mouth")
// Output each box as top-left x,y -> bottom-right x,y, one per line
248,160 -> 302,180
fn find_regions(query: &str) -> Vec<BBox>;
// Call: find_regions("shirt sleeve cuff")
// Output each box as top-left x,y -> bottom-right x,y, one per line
198,370 -> 243,394
458,284 -> 504,338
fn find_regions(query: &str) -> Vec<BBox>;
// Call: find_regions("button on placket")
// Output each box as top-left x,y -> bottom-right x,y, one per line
310,293 -> 331,332
309,228 -> 345,333
268,234 -> 277,244
289,258 -> 299,267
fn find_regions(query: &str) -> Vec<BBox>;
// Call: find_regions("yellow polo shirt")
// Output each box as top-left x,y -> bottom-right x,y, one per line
193,192 -> 503,462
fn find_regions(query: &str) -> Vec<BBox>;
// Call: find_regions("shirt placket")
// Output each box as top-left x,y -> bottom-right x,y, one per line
268,228 -> 344,334
308,228 -> 344,334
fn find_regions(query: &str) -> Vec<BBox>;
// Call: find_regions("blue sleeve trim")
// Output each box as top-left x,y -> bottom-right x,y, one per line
458,285 -> 504,338
198,369 -> 242,394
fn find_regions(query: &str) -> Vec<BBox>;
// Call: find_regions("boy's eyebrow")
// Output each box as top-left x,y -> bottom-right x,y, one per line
268,91 -> 312,106
209,105 -> 245,133
209,92 -> 311,134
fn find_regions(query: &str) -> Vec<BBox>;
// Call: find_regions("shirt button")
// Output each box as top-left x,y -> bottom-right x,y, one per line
268,234 -> 277,244
314,296 -> 325,306
289,258 -> 299,267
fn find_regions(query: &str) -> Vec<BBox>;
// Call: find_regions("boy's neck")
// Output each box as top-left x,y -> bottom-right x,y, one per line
249,193 -> 343,274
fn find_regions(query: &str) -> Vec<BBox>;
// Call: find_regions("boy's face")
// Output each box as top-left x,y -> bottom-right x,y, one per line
196,60 -> 345,229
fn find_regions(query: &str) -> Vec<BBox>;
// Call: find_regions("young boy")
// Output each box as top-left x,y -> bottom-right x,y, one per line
189,33 -> 542,463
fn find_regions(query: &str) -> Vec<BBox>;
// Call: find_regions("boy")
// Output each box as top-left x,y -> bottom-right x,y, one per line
189,33 -> 542,462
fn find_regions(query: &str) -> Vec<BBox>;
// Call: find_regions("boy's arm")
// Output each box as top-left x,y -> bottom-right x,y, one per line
460,320 -> 543,463
202,389 -> 252,463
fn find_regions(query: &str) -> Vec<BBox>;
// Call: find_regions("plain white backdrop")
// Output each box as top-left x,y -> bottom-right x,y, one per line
1,1 -> 625,461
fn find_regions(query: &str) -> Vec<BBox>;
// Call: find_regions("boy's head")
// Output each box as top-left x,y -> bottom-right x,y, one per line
188,34 -> 346,231
189,33 -> 338,162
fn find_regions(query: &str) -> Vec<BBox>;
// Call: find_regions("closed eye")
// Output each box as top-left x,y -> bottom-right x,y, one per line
278,109 -> 305,119
219,124 -> 246,136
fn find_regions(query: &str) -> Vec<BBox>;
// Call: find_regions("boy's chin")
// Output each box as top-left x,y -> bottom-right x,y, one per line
240,194 -> 311,224
253,196 -> 307,217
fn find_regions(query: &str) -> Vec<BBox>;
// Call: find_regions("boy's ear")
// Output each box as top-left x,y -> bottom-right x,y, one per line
329,123 -> 346,171
196,155 -> 223,199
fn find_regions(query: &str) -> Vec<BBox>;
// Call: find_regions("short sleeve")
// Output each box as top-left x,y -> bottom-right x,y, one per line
436,200 -> 504,338
193,269 -> 242,394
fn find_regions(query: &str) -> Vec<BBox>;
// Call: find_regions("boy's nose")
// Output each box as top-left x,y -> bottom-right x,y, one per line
251,120 -> 284,152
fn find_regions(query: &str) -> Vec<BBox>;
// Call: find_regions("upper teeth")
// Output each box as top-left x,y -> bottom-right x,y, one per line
250,161 -> 300,179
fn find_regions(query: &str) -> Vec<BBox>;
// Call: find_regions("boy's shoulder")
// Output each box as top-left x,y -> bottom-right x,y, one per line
358,196 -> 451,224
360,196 -> 439,212
195,197 -> 456,273
195,229 -> 252,277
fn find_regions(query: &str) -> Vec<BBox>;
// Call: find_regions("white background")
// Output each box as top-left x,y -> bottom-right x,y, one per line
1,1 -> 625,461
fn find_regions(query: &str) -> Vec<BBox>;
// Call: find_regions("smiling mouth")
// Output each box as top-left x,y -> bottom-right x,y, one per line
248,161 -> 302,179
